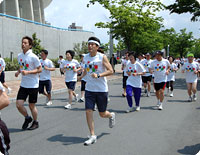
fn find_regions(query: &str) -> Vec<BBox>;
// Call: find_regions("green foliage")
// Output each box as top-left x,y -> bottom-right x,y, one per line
167,0 -> 200,21
188,39 -> 200,58
32,33 -> 44,57
4,58 -> 19,71
50,58 -> 59,68
73,41 -> 88,56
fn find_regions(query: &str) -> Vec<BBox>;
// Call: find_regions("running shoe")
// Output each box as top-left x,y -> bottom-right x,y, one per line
84,135 -> 97,146
7,88 -> 12,95
157,101 -> 160,107
109,112 -> 115,128
93,105 -> 97,111
28,121 -> 39,130
122,93 -> 126,97
126,107 -> 134,113
74,94 -> 79,102
193,94 -> 197,101
64,104 -> 72,109
158,103 -> 163,110
170,92 -> 173,97
136,106 -> 140,111
188,96 -> 193,102
144,89 -> 147,94
147,92 -> 151,97
78,98 -> 84,103
46,101 -> 52,106
22,116 -> 32,130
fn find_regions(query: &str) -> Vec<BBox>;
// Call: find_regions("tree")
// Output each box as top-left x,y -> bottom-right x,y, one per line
32,33 -> 44,57
73,41 -> 88,56
188,39 -> 200,57
167,0 -> 200,21
88,0 -> 165,53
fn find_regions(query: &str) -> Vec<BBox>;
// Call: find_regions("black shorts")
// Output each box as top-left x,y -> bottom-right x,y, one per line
0,71 -> 5,83
81,80 -> 86,91
39,80 -> 52,94
154,82 -> 166,91
142,76 -> 152,83
65,82 -> 76,91
16,87 -> 39,103
85,90 -> 108,112
60,68 -> 64,75
123,74 -> 128,89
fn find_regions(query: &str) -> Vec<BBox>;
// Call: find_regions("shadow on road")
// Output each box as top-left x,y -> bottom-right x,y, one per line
8,128 -> 23,133
47,133 -> 110,146
167,100 -> 189,103
177,143 -> 200,155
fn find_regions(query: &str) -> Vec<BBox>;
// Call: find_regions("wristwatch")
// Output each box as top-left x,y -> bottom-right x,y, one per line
97,73 -> 100,78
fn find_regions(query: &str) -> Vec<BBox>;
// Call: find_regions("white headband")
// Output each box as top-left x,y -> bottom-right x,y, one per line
88,40 -> 100,46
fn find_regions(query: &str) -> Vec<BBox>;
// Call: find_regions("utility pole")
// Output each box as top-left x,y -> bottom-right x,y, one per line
109,28 -> 113,59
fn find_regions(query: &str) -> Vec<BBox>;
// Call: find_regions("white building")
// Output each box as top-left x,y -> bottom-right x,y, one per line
0,0 -> 52,23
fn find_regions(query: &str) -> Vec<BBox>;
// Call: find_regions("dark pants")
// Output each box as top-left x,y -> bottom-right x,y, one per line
166,81 -> 174,91
126,85 -> 141,107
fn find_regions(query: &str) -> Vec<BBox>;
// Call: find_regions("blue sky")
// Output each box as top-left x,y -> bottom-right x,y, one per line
45,0 -> 200,44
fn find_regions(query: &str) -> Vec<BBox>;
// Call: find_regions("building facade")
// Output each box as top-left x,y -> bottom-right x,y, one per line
0,0 -> 52,23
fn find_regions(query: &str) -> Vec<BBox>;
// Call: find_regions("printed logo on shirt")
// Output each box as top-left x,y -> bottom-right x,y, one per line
85,61 -> 98,73
19,59 -> 29,70
154,64 -> 166,72
143,62 -> 149,68
128,67 -> 137,76
186,66 -> 195,72
41,63 -> 45,69
66,64 -> 75,71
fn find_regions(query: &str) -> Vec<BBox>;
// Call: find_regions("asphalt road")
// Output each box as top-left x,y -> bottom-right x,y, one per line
2,71 -> 200,155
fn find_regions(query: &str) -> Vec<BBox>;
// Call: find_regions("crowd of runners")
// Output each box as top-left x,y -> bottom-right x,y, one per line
0,35 -> 199,154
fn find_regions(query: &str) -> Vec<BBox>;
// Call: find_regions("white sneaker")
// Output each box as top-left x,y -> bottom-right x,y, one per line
46,101 -> 52,106
109,112 -> 115,128
126,107 -> 134,113
193,94 -> 197,101
94,105 -> 97,111
147,92 -> 151,97
7,88 -> 12,95
136,106 -> 140,111
188,96 -> 193,102
158,103 -> 163,110
84,135 -> 97,146
64,104 -> 72,109
74,94 -> 79,102
170,92 -> 173,97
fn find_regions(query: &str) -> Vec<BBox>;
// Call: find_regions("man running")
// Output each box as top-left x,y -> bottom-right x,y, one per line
0,55 -> 11,94
39,50 -> 55,106
181,53 -> 199,102
15,36 -> 42,130
149,51 -> 170,110
141,53 -> 153,97
58,55 -> 65,76
79,37 -> 115,145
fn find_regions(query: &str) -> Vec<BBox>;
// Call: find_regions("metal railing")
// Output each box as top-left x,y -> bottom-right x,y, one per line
0,13 -> 94,33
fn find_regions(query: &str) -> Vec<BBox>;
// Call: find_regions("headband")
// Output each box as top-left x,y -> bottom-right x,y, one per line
88,40 -> 100,46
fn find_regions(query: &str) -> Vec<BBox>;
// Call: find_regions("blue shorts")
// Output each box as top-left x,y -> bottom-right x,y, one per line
39,80 -> 52,94
85,90 -> 108,112
81,80 -> 86,91
0,71 -> 5,83
65,82 -> 76,91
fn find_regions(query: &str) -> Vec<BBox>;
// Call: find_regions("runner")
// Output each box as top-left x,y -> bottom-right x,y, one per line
15,36 -> 42,130
61,50 -> 80,109
149,51 -> 170,110
141,53 -> 153,97
78,54 -> 86,103
79,37 -> 115,145
121,52 -> 130,97
39,50 -> 55,106
125,52 -> 146,112
166,56 -> 178,97
181,53 -> 199,102
0,55 -> 12,94
58,55 -> 65,76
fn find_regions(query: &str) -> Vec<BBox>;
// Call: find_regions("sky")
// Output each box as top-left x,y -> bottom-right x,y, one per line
45,0 -> 200,44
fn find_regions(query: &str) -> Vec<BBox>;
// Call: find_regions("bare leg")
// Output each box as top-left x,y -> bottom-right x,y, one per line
29,103 -> 38,121
16,100 -> 28,117
2,83 -> 8,89
99,111 -> 112,118
0,91 -> 9,110
86,110 -> 95,135
159,89 -> 165,102
147,81 -> 151,92
192,82 -> 197,94
187,83 -> 192,96
68,89 -> 73,104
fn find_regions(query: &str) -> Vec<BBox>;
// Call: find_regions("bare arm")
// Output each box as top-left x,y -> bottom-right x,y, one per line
21,66 -> 42,75
44,66 -> 56,71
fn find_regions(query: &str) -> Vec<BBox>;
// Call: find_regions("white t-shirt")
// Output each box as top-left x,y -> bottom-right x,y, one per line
80,62 -> 87,82
0,82 -> 5,91
167,63 -> 177,82
150,58 -> 170,83
141,59 -> 152,77
83,52 -> 108,92
39,59 -> 54,81
61,59 -> 80,82
18,49 -> 41,88
181,61 -> 199,83
125,61 -> 146,88
0,58 -> 5,71
58,59 -> 65,68
122,59 -> 130,76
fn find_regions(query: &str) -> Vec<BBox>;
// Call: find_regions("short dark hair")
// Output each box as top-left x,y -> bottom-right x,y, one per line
22,36 -> 33,47
59,55 -> 63,58
128,52 -> 137,59
41,49 -> 48,55
66,50 -> 75,59
168,56 -> 174,61
88,37 -> 101,46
